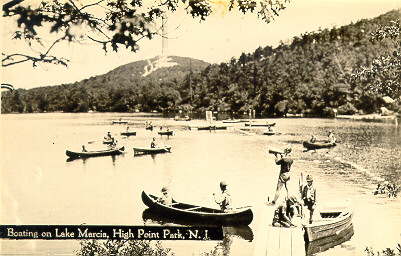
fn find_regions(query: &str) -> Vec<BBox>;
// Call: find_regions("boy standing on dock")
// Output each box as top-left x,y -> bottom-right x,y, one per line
271,147 -> 293,205
302,175 -> 316,224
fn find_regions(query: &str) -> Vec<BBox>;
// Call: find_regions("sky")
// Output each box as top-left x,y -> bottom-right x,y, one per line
1,0 -> 401,90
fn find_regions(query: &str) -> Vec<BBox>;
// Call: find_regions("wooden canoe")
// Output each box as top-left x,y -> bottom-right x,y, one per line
120,131 -> 137,136
303,140 -> 336,150
222,119 -> 240,123
145,125 -> 154,131
133,145 -> 171,155
141,191 -> 253,226
103,138 -> 114,144
303,208 -> 353,242
158,131 -> 174,136
245,122 -> 276,127
174,116 -> 191,121
263,130 -> 275,135
189,125 -> 228,130
66,146 -> 124,159
306,224 -> 354,254
112,120 -> 128,124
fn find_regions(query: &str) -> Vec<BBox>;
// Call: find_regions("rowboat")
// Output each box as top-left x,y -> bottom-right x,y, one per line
133,145 -> 171,155
306,224 -> 354,255
303,140 -> 336,150
244,122 -> 276,127
112,120 -> 128,124
141,191 -> 253,226
158,131 -> 174,136
120,131 -> 136,136
303,208 -> 353,242
66,146 -> 124,159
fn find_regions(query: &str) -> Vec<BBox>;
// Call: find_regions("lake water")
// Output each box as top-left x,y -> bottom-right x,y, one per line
1,113 -> 400,255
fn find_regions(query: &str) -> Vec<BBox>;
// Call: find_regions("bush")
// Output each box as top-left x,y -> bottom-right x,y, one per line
338,103 -> 358,115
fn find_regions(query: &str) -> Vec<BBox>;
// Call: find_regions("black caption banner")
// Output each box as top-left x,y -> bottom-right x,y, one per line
0,225 -> 223,240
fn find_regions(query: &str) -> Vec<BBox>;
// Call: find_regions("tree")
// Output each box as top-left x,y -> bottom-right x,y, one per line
2,0 -> 290,83
351,20 -> 400,100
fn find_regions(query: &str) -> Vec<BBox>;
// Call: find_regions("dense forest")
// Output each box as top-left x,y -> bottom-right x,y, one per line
2,10 -> 400,117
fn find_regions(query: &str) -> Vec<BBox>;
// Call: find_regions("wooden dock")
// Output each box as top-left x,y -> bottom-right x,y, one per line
253,204 -> 306,256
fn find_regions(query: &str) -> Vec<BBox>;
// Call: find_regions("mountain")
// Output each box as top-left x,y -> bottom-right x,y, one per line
2,9 -> 400,116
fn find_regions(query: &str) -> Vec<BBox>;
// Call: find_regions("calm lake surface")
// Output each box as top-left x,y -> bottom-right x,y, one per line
1,113 -> 400,255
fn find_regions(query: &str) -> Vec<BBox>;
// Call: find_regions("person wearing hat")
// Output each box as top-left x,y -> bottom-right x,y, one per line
150,137 -> 157,148
271,147 -> 293,204
302,175 -> 316,224
272,196 -> 299,227
213,181 -> 232,212
327,131 -> 336,143
158,187 -> 174,205
105,131 -> 112,140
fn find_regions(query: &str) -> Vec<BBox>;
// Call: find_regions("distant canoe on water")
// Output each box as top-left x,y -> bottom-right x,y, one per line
303,140 -> 336,150
141,191 -> 253,226
189,125 -> 228,130
174,116 -> 191,121
103,138 -> 114,144
66,146 -> 124,159
133,145 -> 171,155
145,125 -> 154,131
304,208 -> 353,242
120,131 -> 137,136
245,122 -> 276,127
112,120 -> 128,124
222,119 -> 241,123
158,131 -> 174,136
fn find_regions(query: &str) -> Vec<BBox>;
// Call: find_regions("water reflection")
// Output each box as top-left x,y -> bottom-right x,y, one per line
142,209 -> 253,242
305,224 -> 354,255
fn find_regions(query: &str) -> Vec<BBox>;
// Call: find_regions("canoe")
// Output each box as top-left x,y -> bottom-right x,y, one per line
120,131 -> 137,136
103,138 -> 114,144
112,120 -> 128,124
303,140 -> 336,150
158,131 -> 174,136
263,131 -> 275,135
66,146 -> 124,159
222,119 -> 240,123
189,125 -> 228,130
141,191 -> 253,226
245,122 -> 276,127
145,126 -> 154,131
174,116 -> 191,121
133,145 -> 171,155
142,208 -> 254,241
303,208 -> 353,242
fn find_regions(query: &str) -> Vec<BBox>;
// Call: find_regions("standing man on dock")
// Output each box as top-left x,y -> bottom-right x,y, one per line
271,147 -> 293,205
302,175 -> 316,224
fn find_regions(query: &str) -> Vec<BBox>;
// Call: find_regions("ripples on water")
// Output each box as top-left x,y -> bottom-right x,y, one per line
1,113 -> 400,255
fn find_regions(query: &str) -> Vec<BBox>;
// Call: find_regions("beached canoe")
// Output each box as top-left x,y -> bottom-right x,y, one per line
303,208 -> 353,242
141,191 -> 253,226
133,145 -> 171,155
120,131 -> 137,136
303,140 -> 336,150
66,146 -> 124,159
244,122 -> 276,127
158,131 -> 174,136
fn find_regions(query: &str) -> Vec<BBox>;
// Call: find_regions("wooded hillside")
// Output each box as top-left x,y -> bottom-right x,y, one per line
2,10 -> 400,116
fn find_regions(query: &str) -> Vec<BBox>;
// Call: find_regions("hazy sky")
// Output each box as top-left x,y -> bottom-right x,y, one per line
2,0 -> 401,89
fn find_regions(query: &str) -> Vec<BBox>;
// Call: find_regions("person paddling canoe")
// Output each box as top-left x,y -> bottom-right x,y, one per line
157,187 -> 175,205
213,181 -> 232,212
